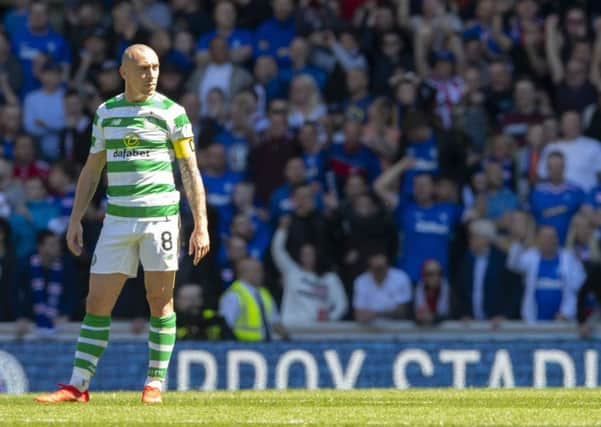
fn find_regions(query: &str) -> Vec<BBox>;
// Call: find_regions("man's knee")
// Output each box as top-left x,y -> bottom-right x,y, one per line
85,295 -> 113,316
146,295 -> 174,317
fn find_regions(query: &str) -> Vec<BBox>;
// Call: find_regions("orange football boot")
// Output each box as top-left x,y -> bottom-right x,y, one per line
34,384 -> 89,403
141,385 -> 162,404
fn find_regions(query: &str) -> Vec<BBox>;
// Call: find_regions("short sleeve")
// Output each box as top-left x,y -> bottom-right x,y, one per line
89,112 -> 105,153
352,276 -> 369,310
170,107 -> 194,142
391,271 -> 412,305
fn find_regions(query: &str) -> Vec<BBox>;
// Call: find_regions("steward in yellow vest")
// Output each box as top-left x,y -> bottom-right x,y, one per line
219,258 -> 290,341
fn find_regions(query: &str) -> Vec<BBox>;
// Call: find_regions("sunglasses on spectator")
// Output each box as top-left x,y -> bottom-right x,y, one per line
270,108 -> 288,115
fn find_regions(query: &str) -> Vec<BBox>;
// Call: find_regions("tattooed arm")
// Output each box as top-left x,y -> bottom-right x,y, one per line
66,151 -> 106,256
175,138 -> 210,265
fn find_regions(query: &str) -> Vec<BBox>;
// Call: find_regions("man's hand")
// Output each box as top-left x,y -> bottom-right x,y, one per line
188,226 -> 210,265
66,221 -> 84,256
278,215 -> 291,229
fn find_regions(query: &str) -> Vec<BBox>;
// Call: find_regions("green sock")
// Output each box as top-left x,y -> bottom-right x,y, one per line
69,313 -> 111,391
146,313 -> 176,389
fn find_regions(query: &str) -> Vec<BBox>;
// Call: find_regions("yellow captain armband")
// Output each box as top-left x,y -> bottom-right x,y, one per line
172,137 -> 195,159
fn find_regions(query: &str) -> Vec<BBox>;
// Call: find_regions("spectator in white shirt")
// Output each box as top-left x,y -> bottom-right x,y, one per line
353,251 -> 412,323
538,110 -> 601,191
272,217 -> 348,326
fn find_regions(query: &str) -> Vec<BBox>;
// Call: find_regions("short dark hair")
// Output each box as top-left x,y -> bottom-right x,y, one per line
36,229 -> 57,247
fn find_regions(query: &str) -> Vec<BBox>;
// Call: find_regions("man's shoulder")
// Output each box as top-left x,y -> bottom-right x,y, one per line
388,268 -> 411,284
153,92 -> 188,120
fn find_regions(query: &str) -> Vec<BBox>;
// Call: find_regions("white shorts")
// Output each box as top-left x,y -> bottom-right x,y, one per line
90,215 -> 180,277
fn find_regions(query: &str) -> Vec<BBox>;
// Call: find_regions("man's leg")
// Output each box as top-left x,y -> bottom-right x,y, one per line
69,273 -> 129,391
35,273 -> 127,402
143,270 -> 176,396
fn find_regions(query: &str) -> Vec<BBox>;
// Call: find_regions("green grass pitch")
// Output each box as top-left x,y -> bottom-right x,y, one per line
1,389 -> 601,426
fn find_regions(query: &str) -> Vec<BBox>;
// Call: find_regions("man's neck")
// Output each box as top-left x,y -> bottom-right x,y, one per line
124,90 -> 152,103
473,247 -> 490,257
217,26 -> 233,36
417,199 -> 433,208
540,250 -> 557,260
29,26 -> 47,36
42,86 -> 59,95
549,177 -> 564,186
39,255 -> 55,268
372,271 -> 387,285
351,91 -> 366,101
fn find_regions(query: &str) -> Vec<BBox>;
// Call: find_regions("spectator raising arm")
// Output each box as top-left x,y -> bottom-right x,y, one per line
271,216 -> 298,276
373,156 -> 414,208
544,15 -> 564,85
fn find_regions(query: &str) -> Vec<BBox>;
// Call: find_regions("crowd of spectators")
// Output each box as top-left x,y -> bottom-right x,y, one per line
2,0 -> 601,339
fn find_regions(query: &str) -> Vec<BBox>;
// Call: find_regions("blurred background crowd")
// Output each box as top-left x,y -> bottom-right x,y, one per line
1,0 -> 601,339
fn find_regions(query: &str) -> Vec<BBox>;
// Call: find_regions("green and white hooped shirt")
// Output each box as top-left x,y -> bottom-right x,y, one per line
90,92 -> 193,221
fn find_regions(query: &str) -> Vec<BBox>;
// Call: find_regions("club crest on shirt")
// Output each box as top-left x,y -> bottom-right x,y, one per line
124,133 -> 140,147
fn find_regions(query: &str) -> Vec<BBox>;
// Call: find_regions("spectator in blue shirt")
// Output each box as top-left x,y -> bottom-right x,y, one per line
375,161 -> 461,283
254,0 -> 296,68
482,161 -> 518,221
9,176 -> 61,261
482,133 -> 517,190
218,235 -> 249,287
3,0 -> 29,38
253,55 -> 288,113
196,0 -> 253,65
282,37 -> 327,90
47,161 -> 76,235
297,121 -> 327,185
10,1 -> 71,96
397,174 -> 461,283
215,91 -> 256,174
232,181 -> 270,229
29,230 -> 64,334
201,143 -> 244,237
270,157 -> 308,222
326,119 -> 381,193
228,213 -> 271,261
462,0 -> 512,57
343,68 -> 373,123
400,110 -> 440,197
530,151 -> 585,244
